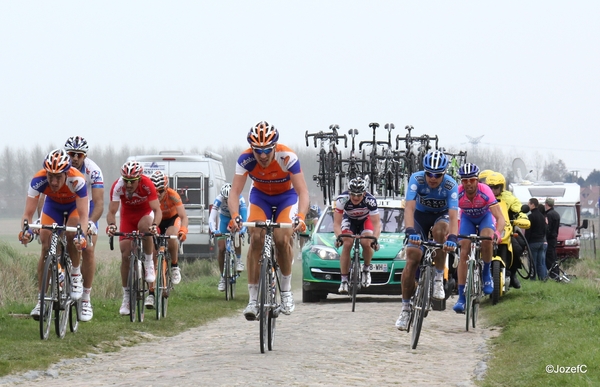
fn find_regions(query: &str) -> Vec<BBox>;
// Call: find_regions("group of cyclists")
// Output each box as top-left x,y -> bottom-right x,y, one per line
18,123 -> 526,336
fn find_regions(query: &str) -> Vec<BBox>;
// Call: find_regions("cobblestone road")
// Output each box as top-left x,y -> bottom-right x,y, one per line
1,292 -> 498,387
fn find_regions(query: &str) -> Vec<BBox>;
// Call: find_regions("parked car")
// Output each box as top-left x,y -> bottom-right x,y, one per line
301,198 -> 406,302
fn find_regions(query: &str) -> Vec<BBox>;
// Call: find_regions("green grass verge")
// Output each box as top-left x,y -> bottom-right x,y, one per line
480,262 -> 600,386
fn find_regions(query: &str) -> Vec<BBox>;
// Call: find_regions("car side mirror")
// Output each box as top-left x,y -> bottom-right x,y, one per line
579,219 -> 589,230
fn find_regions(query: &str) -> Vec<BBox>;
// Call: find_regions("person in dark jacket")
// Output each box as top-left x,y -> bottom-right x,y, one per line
525,198 -> 547,280
544,198 -> 561,279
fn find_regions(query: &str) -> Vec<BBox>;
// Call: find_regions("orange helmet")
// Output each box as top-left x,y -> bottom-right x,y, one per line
247,121 -> 279,147
43,149 -> 71,173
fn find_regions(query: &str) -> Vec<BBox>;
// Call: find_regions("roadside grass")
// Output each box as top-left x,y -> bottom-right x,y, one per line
0,242 -> 247,377
480,257 -> 600,387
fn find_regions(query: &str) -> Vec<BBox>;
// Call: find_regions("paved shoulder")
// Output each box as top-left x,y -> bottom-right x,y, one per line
0,296 -> 498,387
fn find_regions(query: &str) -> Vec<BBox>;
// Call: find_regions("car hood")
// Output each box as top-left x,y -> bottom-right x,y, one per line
312,233 -> 404,259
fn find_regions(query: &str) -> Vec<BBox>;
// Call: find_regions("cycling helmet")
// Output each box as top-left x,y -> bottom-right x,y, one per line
247,121 -> 279,147
221,183 -> 232,198
64,136 -> 89,154
121,161 -> 143,179
150,170 -> 168,191
43,149 -> 71,173
348,177 -> 367,194
458,163 -> 480,179
423,150 -> 449,173
486,172 -> 506,190
478,169 -> 494,183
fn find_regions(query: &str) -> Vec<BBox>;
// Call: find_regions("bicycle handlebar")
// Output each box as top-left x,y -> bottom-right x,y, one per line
109,231 -> 155,251
457,234 -> 493,241
241,221 -> 294,229
26,222 -> 79,233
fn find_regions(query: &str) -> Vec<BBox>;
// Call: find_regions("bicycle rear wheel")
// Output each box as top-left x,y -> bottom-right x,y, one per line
128,254 -> 137,323
472,263 -> 482,329
411,266 -> 429,349
350,250 -> 360,312
137,260 -> 146,323
55,254 -> 69,338
40,254 -> 56,340
465,259 -> 474,331
491,260 -> 502,305
155,252 -> 165,320
517,232 -> 533,280
267,267 -> 278,351
69,299 -> 79,333
258,257 -> 269,354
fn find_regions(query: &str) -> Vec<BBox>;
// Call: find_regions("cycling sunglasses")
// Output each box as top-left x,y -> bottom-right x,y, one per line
488,184 -> 503,190
461,177 -> 478,183
122,177 -> 141,184
350,192 -> 364,197
425,172 -> 445,179
252,146 -> 275,155
67,152 -> 85,158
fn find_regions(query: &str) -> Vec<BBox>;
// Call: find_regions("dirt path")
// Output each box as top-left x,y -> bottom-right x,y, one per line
0,293 -> 499,387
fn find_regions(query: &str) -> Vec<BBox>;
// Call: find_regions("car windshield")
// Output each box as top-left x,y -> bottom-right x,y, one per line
555,205 -> 577,226
317,208 -> 405,233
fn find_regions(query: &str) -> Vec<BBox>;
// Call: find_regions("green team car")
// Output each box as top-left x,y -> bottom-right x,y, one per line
301,198 -> 406,302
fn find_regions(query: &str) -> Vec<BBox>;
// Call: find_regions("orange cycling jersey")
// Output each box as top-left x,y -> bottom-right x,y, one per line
27,168 -> 87,204
159,187 -> 184,219
234,143 -> 302,196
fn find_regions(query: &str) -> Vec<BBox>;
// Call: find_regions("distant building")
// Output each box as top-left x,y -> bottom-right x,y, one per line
580,186 -> 600,216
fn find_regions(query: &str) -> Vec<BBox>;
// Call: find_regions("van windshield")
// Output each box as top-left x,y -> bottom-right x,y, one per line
555,205 -> 577,226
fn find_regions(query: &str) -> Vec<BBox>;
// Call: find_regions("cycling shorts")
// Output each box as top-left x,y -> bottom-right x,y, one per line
41,199 -> 80,226
407,210 -> 449,248
341,215 -> 374,235
459,211 -> 496,237
247,187 -> 298,223
119,210 -> 154,241
158,215 -> 181,235
218,213 -> 231,234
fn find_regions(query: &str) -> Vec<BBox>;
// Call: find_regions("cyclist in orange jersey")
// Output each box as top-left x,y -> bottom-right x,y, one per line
228,121 -> 309,321
19,149 -> 90,320
144,170 -> 189,309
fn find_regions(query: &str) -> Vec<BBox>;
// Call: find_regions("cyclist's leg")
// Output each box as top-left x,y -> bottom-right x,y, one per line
118,215 -> 137,315
479,214 -> 497,295
454,216 -> 476,313
273,193 -> 300,315
138,214 -> 156,283
243,198 -> 267,320
431,214 -> 450,299
164,217 -> 182,284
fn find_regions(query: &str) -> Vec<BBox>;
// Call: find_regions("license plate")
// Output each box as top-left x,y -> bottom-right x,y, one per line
369,263 -> 388,272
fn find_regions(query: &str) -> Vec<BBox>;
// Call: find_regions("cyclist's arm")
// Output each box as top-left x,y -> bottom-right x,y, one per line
490,203 -> 505,236
22,196 -> 39,225
228,173 -> 247,219
90,187 -> 105,223
291,171 -> 309,217
333,210 -> 343,237
106,200 -> 120,226
448,208 -> 459,236
370,212 -> 381,239
404,200 -> 416,229
208,203 -> 218,231
149,198 -> 162,227
36,193 -> 45,219
176,203 -> 189,229
75,196 -> 89,229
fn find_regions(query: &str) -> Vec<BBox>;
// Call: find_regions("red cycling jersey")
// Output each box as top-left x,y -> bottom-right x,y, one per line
109,175 -> 158,219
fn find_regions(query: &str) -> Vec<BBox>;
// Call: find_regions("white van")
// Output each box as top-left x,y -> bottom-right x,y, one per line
127,150 -> 227,259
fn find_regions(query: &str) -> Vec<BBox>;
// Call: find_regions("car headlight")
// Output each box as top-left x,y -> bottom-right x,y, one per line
564,238 -> 579,246
309,246 -> 340,260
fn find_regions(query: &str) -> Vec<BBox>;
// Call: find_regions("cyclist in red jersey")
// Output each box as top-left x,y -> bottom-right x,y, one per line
19,149 -> 90,320
106,161 -> 162,316
144,170 -> 189,309
229,121 -> 309,321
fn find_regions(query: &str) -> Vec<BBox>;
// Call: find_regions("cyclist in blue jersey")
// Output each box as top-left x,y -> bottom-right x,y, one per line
395,150 -> 459,331
209,183 -> 248,291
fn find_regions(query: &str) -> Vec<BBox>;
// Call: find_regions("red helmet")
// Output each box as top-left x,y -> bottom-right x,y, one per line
43,149 -> 71,173
247,121 -> 279,147
121,161 -> 143,179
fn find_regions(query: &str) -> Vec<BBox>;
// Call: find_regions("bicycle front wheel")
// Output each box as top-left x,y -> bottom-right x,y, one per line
55,254 -> 69,338
155,253 -> 165,320
267,267 -> 278,351
40,254 -> 56,340
128,254 -> 137,323
491,260 -> 502,305
137,260 -> 147,323
69,299 -> 79,333
411,266 -> 430,349
225,251 -> 235,301
162,257 -> 171,319
465,259 -> 474,331
258,258 -> 269,354
350,250 -> 360,312
472,263 -> 481,329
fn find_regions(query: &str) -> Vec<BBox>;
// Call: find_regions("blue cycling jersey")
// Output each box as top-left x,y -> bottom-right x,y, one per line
406,171 -> 459,213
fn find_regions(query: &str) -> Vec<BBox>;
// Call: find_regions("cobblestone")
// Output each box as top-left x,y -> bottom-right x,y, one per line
0,293 -> 498,387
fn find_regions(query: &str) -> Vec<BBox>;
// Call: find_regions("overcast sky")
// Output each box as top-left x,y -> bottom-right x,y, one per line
1,1 -> 599,177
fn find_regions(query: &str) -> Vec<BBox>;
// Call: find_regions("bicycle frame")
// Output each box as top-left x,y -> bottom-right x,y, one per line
337,233 -> 377,312
154,234 -> 179,319
458,234 -> 490,331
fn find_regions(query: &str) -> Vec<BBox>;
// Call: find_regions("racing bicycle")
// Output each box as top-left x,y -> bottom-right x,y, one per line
154,234 -> 179,319
405,240 -> 444,349
110,231 -> 155,323
213,231 -> 241,301
23,220 -> 83,340
337,233 -> 378,312
458,234 -> 491,331
241,218 -> 294,354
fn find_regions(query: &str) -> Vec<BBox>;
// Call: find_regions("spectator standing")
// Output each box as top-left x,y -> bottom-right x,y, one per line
544,198 -> 560,279
525,198 -> 547,280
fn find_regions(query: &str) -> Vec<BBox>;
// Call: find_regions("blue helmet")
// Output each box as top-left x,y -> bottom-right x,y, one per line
459,163 -> 480,179
423,150 -> 448,173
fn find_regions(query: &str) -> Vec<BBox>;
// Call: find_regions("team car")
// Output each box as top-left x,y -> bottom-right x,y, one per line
301,198 -> 406,302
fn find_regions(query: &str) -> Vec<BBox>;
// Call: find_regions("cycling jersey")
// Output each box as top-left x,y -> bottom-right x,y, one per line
74,157 -> 104,218
458,183 -> 497,219
406,172 -> 459,213
28,168 -> 88,204
234,144 -> 302,196
334,191 -> 379,220
109,175 -> 158,218
209,194 -> 248,233
159,187 -> 184,220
